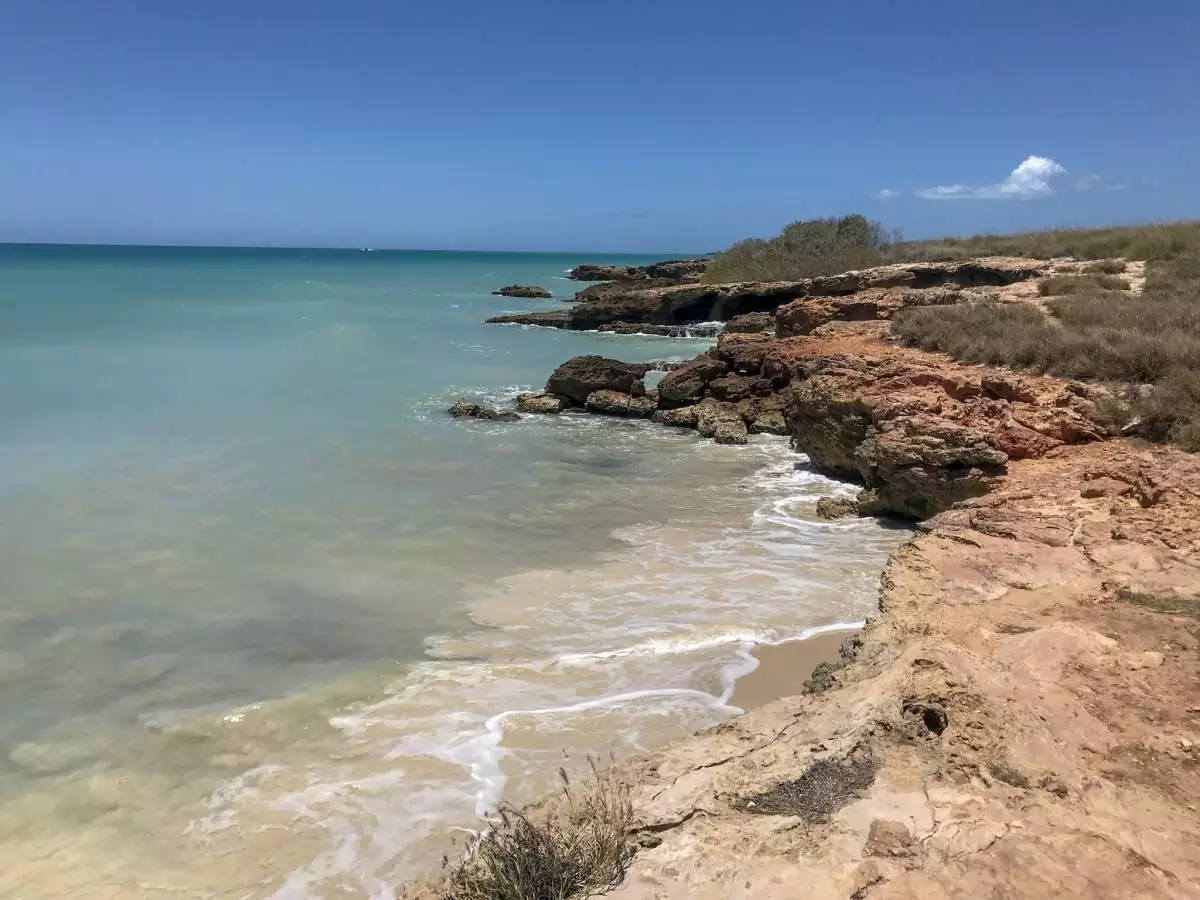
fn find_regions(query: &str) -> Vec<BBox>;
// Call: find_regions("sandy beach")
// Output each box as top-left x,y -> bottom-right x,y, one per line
730,628 -> 857,710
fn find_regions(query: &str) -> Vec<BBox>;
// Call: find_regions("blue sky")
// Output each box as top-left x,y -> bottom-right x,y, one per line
1,0 -> 1197,251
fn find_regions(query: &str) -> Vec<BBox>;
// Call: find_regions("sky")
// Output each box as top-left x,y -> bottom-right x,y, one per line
1,0 -> 1198,252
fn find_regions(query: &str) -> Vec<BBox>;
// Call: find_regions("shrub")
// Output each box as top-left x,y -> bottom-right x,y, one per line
1084,259 -> 1128,275
442,763 -> 634,900
891,221 -> 1200,264
704,214 -> 897,283
1038,274 -> 1130,296
893,251 -> 1200,451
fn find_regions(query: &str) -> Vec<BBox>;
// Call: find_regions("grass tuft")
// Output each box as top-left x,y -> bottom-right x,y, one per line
1084,259 -> 1128,275
1038,274 -> 1130,296
442,761 -> 634,900
1116,587 -> 1200,618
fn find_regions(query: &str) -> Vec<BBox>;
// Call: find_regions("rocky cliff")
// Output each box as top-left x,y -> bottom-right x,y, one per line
488,257 -> 1062,333
424,256 -> 1200,899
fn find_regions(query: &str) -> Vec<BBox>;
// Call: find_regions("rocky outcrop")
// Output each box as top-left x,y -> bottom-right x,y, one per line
656,357 -> 729,408
585,390 -> 657,418
492,285 -> 552,298
447,398 -> 519,421
417,254 -> 1200,900
508,258 -> 1049,335
695,401 -> 749,445
776,287 -> 963,337
486,310 -> 571,328
544,355 -> 649,406
724,312 -> 775,334
568,259 -> 709,283
516,392 -> 567,414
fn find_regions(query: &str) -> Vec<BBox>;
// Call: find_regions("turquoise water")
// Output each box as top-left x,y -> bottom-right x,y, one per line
0,245 -> 904,898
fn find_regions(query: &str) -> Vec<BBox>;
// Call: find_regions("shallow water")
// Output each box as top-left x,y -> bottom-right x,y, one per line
0,246 -> 907,898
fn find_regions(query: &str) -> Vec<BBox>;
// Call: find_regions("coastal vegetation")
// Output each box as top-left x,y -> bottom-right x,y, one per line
705,216 -> 1200,450
441,764 -> 634,900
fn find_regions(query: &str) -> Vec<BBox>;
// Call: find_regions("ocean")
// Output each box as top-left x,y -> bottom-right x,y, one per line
0,245 -> 906,898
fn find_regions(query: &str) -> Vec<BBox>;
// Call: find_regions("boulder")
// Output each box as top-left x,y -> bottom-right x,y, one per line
652,405 -> 702,428
656,357 -> 729,408
708,373 -> 759,403
516,392 -> 566,414
697,402 -> 749,445
545,355 -> 649,406
448,398 -> 520,421
492,285 -> 552,299
585,390 -> 657,418
748,411 -> 788,435
715,332 -> 774,374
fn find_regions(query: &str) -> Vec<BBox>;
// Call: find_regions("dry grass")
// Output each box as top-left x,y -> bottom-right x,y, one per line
1038,274 -> 1130,296
891,221 -> 1200,264
441,762 -> 634,900
1117,587 -> 1200,618
893,237 -> 1200,451
1084,259 -> 1128,275
707,219 -> 1200,284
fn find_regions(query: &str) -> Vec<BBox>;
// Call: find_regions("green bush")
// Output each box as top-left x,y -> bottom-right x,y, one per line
704,214 -> 897,283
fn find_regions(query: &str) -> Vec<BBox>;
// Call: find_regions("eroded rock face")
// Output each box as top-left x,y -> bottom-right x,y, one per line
515,392 -> 566,414
492,285 -> 552,298
545,355 -> 649,406
584,390 -> 657,418
854,415 -> 1007,519
776,287 -> 963,338
447,398 -> 519,421
724,312 -> 775,334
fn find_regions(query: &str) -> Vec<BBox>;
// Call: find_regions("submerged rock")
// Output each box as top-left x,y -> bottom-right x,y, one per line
493,285 -> 552,298
545,355 -> 649,406
448,398 -> 520,421
515,392 -> 566,414
815,496 -> 859,520
585,390 -> 657,418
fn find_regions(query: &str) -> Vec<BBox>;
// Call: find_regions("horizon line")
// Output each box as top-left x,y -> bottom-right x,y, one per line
0,240 -> 704,256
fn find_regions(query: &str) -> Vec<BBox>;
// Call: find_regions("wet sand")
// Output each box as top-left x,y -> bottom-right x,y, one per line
730,628 -> 859,710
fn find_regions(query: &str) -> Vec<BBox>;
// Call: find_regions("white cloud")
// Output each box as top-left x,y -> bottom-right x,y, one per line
871,188 -> 899,199
916,155 -> 1067,200
1076,173 -> 1126,192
